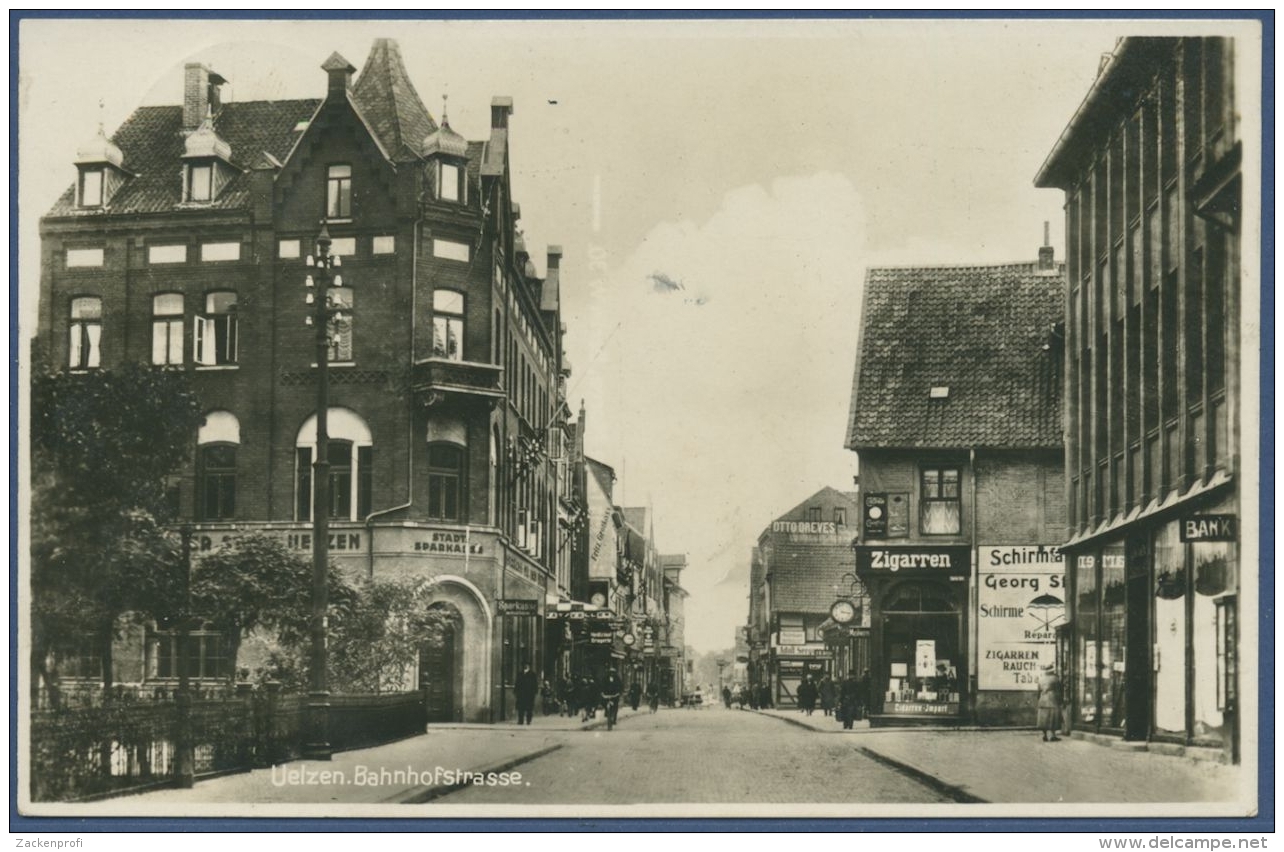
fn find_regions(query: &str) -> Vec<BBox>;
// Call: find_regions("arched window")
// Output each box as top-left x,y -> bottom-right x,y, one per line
197,410 -> 240,521
295,408 -> 373,521
432,289 -> 465,361
428,444 -> 465,522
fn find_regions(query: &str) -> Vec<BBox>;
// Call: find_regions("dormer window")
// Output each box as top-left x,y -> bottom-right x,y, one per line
74,123 -> 124,208
187,163 -> 213,202
181,111 -> 232,204
437,161 -> 466,203
80,168 -> 104,208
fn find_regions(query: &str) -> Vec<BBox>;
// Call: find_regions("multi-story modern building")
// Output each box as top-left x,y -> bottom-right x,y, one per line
845,247 -> 1067,726
746,487 -> 862,708
1035,36 -> 1243,762
36,39 -> 573,723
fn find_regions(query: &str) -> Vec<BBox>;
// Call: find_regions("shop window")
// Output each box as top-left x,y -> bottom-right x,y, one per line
1101,546 -> 1127,729
326,164 -> 352,219
1193,539 -> 1235,746
432,289 -> 465,361
153,625 -> 232,680
1074,553 -> 1100,725
427,444 -> 464,522
195,291 -> 238,366
69,296 -> 102,370
151,293 -> 184,366
1152,521 -> 1186,736
920,467 -> 961,535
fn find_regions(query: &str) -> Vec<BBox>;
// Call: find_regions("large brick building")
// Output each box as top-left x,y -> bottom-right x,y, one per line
845,247 -> 1067,726
1035,37 -> 1244,762
36,39 -> 575,723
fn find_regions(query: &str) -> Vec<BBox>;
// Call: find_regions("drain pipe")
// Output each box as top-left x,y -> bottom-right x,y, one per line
969,446 -> 979,723
364,218 -> 422,579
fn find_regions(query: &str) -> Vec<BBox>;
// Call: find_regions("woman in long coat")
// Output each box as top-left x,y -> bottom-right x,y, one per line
1036,664 -> 1063,742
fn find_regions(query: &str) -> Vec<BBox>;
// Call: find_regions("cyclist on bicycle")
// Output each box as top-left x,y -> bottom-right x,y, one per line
600,668 -> 624,729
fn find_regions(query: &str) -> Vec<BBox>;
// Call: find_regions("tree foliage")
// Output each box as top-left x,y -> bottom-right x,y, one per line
191,533 -> 358,677
327,578 -> 456,694
29,367 -> 204,701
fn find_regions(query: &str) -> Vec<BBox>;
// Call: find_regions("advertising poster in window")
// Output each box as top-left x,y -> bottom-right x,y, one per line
977,545 -> 1066,690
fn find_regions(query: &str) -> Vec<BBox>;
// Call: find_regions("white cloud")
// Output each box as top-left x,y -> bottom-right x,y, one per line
568,173 -> 866,651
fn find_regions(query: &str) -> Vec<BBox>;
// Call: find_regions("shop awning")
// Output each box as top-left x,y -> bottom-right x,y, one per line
1061,470 -> 1233,550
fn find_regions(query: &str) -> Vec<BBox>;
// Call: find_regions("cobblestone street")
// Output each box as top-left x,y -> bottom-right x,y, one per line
439,707 -> 952,805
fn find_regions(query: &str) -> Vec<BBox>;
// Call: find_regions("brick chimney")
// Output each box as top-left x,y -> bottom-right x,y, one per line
184,63 -> 227,129
321,52 -> 357,99
491,96 -> 513,130
1038,220 -> 1056,271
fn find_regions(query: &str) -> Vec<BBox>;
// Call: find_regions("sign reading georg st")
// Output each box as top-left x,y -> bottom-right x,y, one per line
855,545 -> 971,578
977,545 -> 1065,691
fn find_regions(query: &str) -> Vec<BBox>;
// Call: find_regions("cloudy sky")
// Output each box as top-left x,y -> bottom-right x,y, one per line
17,16 -> 1252,652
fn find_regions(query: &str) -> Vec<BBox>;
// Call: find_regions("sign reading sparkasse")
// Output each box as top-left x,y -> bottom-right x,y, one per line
855,545 -> 972,575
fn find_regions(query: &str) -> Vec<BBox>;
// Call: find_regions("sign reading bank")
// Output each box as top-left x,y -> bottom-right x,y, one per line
977,545 -> 1065,691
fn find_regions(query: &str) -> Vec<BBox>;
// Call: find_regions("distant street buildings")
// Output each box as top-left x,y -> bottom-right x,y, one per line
745,487 -> 861,708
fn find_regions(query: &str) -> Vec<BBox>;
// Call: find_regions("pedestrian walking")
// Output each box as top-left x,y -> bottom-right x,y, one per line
819,674 -> 836,717
514,662 -> 537,725
1037,663 -> 1063,742
758,683 -> 772,709
645,679 -> 660,713
722,685 -> 732,709
797,674 -> 817,715
578,675 -> 598,721
855,668 -> 871,722
558,675 -> 574,717
628,680 -> 642,712
838,671 -> 859,729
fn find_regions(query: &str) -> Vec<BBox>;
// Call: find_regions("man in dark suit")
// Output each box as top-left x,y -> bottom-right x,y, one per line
514,662 -> 538,725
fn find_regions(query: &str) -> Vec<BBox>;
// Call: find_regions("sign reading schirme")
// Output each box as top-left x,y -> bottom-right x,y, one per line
855,546 -> 971,576
977,545 -> 1065,691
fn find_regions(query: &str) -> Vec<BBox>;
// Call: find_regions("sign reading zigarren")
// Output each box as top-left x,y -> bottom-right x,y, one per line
855,546 -> 971,576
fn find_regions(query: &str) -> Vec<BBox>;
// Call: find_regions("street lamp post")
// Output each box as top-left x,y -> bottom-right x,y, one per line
303,223 -> 344,760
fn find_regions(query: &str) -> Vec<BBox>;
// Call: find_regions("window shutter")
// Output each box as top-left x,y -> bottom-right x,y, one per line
194,316 -> 207,365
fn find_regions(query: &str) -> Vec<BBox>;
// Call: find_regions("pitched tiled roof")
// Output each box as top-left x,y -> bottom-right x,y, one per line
846,262 -> 1064,450
773,486 -> 861,526
352,38 -> 437,161
46,99 -> 320,218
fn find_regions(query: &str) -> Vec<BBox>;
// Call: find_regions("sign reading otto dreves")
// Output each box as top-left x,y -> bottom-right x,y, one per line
977,545 -> 1065,690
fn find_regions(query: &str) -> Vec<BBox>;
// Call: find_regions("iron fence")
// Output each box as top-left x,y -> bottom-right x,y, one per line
29,686 -> 426,802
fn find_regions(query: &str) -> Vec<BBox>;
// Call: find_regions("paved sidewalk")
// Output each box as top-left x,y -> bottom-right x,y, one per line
754,709 -> 1248,805
75,708 -> 640,809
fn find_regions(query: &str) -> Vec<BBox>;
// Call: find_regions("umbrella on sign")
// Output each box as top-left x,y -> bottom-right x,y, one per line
1027,594 -> 1065,631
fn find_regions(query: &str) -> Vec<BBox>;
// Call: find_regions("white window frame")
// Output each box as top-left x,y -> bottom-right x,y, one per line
148,245 -> 188,265
151,293 -> 184,366
194,291 -> 238,367
187,163 -> 213,202
200,242 -> 240,262
66,248 -> 104,268
69,296 -> 102,370
79,168 -> 104,208
432,239 -> 470,263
